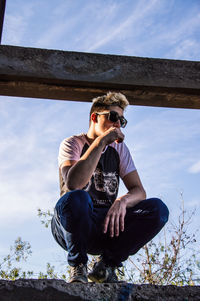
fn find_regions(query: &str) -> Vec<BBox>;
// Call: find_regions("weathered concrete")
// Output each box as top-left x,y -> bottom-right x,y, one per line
0,279 -> 200,301
0,45 -> 200,109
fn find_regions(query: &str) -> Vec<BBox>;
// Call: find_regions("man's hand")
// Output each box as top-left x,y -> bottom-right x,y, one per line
100,127 -> 124,146
103,199 -> 127,237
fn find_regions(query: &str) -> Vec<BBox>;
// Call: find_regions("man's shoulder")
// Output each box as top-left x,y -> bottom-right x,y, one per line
58,133 -> 87,166
61,133 -> 87,146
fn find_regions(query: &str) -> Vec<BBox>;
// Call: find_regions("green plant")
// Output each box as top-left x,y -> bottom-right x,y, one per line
1,197 -> 199,284
0,237 -> 33,280
37,208 -> 53,228
124,199 -> 200,285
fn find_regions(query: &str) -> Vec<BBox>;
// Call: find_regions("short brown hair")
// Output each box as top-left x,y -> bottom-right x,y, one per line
89,92 -> 129,117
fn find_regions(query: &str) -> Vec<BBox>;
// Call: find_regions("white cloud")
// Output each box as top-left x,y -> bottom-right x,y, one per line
188,161 -> 200,174
3,3 -> 35,45
123,107 -> 200,198
3,15 -> 24,44
160,13 -> 200,60
0,96 -> 91,226
35,17 -> 78,49
118,5 -> 200,60
84,0 -> 161,52
34,1 -> 119,50
186,198 -> 200,208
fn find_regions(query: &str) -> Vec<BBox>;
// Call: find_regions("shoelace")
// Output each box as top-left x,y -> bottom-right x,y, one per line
116,267 -> 125,277
71,264 -> 85,277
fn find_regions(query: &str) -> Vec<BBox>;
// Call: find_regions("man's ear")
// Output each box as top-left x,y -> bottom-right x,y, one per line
91,113 -> 97,123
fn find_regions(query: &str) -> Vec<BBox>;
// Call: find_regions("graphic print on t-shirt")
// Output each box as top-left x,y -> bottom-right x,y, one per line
81,143 -> 120,207
85,168 -> 118,196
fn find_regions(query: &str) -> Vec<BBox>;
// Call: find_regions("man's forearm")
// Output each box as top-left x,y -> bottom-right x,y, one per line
66,127 -> 124,190
117,187 -> 146,208
66,136 -> 105,190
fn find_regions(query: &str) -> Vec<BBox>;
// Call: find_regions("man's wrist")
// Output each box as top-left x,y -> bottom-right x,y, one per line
116,196 -> 128,207
97,135 -> 107,149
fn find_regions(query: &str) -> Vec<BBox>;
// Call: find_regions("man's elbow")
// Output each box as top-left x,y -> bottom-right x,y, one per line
66,177 -> 83,191
66,179 -> 78,191
138,186 -> 146,200
142,189 -> 147,200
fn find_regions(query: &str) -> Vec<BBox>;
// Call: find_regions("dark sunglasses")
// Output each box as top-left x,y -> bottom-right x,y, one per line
96,111 -> 127,128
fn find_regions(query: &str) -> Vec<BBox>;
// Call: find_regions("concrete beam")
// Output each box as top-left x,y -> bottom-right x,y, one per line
0,45 -> 200,109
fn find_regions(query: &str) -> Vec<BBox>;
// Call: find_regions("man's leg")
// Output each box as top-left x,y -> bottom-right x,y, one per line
102,198 -> 169,267
51,190 -> 94,267
88,198 -> 169,283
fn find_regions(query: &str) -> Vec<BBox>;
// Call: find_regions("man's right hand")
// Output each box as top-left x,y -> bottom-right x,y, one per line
100,127 -> 124,146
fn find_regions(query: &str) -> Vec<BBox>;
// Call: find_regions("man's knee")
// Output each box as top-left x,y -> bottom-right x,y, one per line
67,189 -> 92,206
55,189 -> 93,231
56,189 -> 93,217
150,198 -> 169,226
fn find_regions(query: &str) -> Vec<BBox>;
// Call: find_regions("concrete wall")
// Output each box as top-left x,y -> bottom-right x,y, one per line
0,279 -> 200,301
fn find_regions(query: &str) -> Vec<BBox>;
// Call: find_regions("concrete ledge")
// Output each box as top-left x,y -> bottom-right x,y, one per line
0,45 -> 200,109
0,279 -> 200,301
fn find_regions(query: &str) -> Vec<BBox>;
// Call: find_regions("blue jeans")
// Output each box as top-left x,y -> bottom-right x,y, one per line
51,190 -> 169,267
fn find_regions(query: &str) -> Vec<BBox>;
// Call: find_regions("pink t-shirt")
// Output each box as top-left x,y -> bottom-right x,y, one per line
58,133 -> 136,207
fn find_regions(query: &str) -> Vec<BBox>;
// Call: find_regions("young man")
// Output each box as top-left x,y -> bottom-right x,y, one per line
51,92 -> 169,283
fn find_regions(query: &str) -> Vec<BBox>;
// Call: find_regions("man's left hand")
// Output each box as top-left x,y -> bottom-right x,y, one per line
103,199 -> 127,237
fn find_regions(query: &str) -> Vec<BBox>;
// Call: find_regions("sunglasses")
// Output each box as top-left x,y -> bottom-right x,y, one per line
96,111 -> 127,128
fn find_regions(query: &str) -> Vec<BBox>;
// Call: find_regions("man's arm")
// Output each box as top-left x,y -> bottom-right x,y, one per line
61,127 -> 124,190
103,170 -> 146,237
61,136 -> 105,191
119,170 -> 146,208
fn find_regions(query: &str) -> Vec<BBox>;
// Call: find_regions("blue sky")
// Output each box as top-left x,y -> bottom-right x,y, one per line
0,0 -> 200,277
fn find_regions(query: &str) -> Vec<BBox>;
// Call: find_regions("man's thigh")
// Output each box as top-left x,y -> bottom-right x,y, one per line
125,198 -> 169,222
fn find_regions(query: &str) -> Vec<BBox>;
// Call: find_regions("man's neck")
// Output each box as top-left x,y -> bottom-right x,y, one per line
86,128 -> 97,144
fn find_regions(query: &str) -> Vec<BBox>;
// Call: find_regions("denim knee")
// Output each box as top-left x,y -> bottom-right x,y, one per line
151,198 -> 169,227
69,189 -> 93,210
56,189 -> 93,219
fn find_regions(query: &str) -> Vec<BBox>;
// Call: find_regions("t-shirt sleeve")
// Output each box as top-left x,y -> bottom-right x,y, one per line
118,142 -> 136,179
58,136 -> 82,168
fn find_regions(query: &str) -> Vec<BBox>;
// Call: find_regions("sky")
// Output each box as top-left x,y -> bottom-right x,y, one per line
0,0 -> 200,278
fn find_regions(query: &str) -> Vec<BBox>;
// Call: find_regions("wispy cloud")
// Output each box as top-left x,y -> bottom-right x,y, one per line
188,161 -> 200,174
82,0 -> 161,52
159,12 -> 200,60
3,15 -> 25,44
121,4 -> 200,59
34,5 -> 90,49
123,106 -> 200,197
3,2 -> 35,45
34,1 -> 120,50
0,96 -> 91,226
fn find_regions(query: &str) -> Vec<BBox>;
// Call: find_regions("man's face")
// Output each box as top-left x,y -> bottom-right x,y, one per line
94,105 -> 124,136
